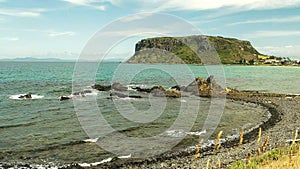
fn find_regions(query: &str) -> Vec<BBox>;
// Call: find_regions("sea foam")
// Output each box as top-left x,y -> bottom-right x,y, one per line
78,157 -> 113,167
9,94 -> 44,100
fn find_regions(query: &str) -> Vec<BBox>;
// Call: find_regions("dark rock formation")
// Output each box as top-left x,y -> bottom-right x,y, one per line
132,86 -> 152,93
18,94 -> 32,99
170,85 -> 181,91
110,92 -> 142,99
59,96 -> 71,101
111,82 -> 127,91
165,90 -> 181,98
184,76 -> 225,97
110,92 -> 127,98
92,84 -> 111,91
72,90 -> 93,97
151,86 -> 166,97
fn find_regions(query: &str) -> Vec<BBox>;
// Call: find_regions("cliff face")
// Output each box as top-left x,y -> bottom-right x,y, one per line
127,35 -> 261,64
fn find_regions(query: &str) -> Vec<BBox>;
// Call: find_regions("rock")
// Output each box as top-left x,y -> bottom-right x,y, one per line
132,86 -> 152,93
165,89 -> 181,98
110,92 -> 127,98
83,90 -> 92,94
151,86 -> 165,97
129,95 -> 142,99
72,90 -> 93,97
206,75 -> 214,84
184,81 -> 199,93
92,84 -> 111,91
112,82 -> 127,91
183,76 -> 225,97
18,94 -> 32,99
170,85 -> 181,91
59,96 -> 71,101
72,91 -> 85,96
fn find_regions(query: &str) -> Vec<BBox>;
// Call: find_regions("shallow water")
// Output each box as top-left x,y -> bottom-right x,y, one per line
0,62 -> 298,166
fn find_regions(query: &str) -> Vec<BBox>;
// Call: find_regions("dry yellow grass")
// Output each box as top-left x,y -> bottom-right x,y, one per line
258,153 -> 300,169
239,129 -> 244,146
215,131 -> 223,150
194,139 -> 203,159
257,127 -> 262,144
230,129 -> 300,169
261,136 -> 269,152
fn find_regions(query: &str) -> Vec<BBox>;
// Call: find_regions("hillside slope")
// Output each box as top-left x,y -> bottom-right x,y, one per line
127,35 -> 261,64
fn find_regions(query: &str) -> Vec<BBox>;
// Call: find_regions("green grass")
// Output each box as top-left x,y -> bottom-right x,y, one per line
228,142 -> 300,169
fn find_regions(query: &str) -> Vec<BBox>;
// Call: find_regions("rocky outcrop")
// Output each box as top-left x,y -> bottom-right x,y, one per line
110,92 -> 142,98
92,83 -> 127,91
92,75 -> 225,98
92,84 -> 111,91
59,96 -> 71,101
111,83 -> 127,91
18,94 -> 32,99
127,35 -> 261,64
183,75 -> 225,97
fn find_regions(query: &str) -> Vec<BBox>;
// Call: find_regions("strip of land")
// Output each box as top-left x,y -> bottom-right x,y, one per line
70,91 -> 299,169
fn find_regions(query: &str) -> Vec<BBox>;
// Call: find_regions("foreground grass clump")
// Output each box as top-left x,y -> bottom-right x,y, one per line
229,138 -> 299,168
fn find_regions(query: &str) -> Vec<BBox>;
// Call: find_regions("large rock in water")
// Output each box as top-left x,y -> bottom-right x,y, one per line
127,35 -> 261,64
111,82 -> 127,91
92,84 -> 111,91
184,76 -> 225,97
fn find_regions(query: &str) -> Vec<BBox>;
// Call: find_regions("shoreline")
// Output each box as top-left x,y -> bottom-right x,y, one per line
1,93 -> 298,169
64,92 -> 298,169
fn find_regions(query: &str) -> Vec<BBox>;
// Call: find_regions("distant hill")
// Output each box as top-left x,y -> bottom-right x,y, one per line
0,57 -> 75,62
127,35 -> 262,64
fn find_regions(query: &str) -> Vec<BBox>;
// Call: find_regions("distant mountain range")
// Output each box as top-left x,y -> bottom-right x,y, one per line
0,57 -> 76,62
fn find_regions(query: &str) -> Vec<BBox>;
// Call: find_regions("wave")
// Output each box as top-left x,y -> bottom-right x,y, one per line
78,154 -> 131,167
9,94 -> 44,100
186,130 -> 207,136
0,121 -> 39,129
164,129 -> 207,138
127,84 -> 146,91
71,89 -> 98,97
118,154 -> 131,159
83,138 -> 99,143
78,157 -> 113,167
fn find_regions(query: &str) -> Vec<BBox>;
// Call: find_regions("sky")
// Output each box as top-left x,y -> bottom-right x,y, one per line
0,0 -> 300,60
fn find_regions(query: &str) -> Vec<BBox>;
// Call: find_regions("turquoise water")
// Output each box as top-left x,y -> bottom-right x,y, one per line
0,62 -> 299,166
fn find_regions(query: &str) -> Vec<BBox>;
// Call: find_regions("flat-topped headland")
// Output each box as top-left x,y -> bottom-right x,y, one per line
127,35 -> 300,66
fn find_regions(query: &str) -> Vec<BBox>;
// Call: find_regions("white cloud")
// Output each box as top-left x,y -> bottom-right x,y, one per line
0,37 -> 19,41
139,0 -> 300,11
120,13 -> 154,22
48,31 -> 76,37
228,16 -> 300,26
61,0 -> 300,13
62,0 -> 107,10
256,45 -> 300,59
0,8 -> 46,17
251,30 -> 300,38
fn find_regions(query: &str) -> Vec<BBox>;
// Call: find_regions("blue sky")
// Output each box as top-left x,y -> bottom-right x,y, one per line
0,0 -> 300,60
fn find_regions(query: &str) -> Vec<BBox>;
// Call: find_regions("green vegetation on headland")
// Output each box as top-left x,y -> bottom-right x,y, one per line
127,35 -> 300,65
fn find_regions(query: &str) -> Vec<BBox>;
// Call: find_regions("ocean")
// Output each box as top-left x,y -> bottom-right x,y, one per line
0,62 -> 299,167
